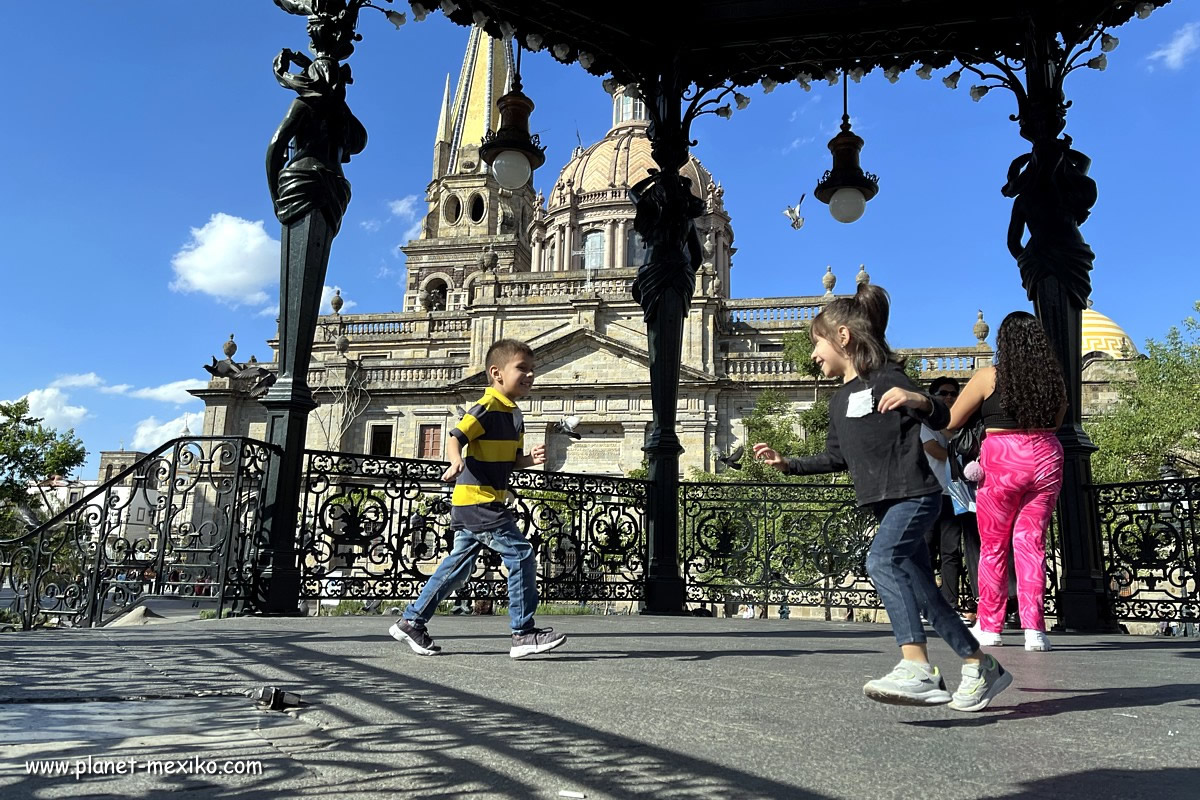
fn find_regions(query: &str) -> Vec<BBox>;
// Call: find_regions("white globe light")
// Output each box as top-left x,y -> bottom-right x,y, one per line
491,150 -> 531,189
829,187 -> 866,223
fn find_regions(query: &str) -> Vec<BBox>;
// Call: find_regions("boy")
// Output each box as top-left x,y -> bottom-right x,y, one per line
389,339 -> 567,659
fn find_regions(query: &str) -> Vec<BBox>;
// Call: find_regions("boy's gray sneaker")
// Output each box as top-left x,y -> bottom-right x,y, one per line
863,660 -> 953,706
510,627 -> 567,659
950,654 -> 1013,712
389,620 -> 441,656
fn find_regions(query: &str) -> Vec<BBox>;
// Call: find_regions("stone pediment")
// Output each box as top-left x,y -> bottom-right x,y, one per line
453,327 -> 714,389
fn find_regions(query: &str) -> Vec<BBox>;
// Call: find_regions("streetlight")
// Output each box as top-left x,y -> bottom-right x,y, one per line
479,42 -> 546,189
814,71 -> 878,223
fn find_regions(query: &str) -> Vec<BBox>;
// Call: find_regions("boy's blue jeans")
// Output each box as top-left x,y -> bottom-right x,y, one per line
401,519 -> 538,633
866,492 -> 979,659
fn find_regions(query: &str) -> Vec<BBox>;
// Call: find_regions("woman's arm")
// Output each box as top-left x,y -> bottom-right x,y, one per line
947,367 -> 993,431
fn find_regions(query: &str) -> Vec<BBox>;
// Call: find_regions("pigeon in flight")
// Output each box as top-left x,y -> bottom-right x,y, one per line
716,444 -> 745,471
555,416 -> 582,440
783,194 -> 806,230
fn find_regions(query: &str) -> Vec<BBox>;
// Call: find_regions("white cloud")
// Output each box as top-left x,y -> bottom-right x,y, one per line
1148,22 -> 1200,71
788,94 -> 822,122
49,372 -> 103,389
782,136 -> 815,154
130,412 -> 205,451
388,196 -> 420,219
321,285 -> 357,314
257,304 -> 280,318
169,213 -> 279,306
100,384 -> 132,395
360,218 -> 383,232
126,380 -> 209,405
402,220 -> 423,242
20,388 -> 88,429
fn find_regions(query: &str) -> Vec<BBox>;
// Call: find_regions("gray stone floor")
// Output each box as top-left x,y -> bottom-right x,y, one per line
1,614 -> 1197,799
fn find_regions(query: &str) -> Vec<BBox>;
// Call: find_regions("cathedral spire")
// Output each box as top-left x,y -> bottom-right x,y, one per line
433,26 -> 512,180
432,74 -> 452,180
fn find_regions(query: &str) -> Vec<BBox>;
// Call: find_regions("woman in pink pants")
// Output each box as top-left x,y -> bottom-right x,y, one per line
947,312 -> 1066,651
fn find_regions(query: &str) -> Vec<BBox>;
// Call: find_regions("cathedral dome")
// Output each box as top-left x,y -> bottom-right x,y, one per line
1082,306 -> 1138,358
547,89 -> 719,210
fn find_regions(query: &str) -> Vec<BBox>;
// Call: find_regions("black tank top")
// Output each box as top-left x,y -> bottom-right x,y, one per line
980,391 -> 1022,430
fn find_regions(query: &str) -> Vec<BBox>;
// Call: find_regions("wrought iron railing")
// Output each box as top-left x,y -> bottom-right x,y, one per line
679,480 -> 881,617
1093,476 -> 1199,622
296,451 -> 649,604
0,437 -> 273,630
7,444 -> 1194,629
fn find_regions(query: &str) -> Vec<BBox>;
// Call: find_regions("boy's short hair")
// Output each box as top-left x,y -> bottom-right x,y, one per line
485,339 -> 534,372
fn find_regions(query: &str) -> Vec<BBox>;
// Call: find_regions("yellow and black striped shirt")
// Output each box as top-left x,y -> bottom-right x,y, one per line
449,386 -> 525,531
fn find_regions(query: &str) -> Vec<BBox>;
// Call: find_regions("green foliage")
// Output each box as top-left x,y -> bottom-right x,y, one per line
0,399 -> 87,517
782,330 -> 823,379
740,388 -> 803,482
626,459 -> 649,480
538,602 -> 598,615
1087,304 -> 1200,483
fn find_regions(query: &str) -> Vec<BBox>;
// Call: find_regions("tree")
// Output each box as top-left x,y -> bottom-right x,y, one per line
1087,304 -> 1200,484
0,399 -> 87,534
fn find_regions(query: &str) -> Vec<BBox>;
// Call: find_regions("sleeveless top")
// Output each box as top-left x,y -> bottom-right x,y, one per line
980,390 -> 1022,430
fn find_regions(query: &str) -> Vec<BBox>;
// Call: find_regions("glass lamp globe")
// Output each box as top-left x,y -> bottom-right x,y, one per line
491,150 -> 532,189
829,187 -> 866,223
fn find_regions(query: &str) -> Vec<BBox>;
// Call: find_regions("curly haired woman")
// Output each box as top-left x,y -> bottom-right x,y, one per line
947,312 -> 1067,652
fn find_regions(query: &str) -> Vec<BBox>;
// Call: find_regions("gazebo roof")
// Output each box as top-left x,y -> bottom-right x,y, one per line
437,1 -> 1170,86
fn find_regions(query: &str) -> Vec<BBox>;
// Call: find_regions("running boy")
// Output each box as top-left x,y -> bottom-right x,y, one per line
389,339 -> 567,659
753,283 -> 1011,712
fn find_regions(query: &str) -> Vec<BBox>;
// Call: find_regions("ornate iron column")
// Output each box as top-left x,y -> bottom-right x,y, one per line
996,16 -> 1114,631
628,65 -> 722,613
256,0 -> 372,614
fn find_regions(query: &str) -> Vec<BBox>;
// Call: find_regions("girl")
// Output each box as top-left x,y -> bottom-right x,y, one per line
946,311 -> 1066,652
753,283 -> 1011,711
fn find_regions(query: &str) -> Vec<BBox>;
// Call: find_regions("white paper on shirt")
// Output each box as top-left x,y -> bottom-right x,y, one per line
846,388 -> 874,418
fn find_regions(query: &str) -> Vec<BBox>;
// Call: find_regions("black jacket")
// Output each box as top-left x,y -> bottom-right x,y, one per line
785,361 -> 949,507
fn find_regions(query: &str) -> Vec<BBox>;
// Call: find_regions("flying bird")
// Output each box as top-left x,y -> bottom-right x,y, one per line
555,415 -> 582,440
783,194 -> 806,230
716,444 -> 745,471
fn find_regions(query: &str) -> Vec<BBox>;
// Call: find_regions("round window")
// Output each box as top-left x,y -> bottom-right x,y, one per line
469,193 -> 486,224
443,195 -> 462,224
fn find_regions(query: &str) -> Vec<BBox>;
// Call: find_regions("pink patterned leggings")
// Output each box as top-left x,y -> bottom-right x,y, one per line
975,430 -> 1064,633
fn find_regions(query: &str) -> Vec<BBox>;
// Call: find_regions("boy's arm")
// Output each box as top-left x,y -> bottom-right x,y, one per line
441,435 -> 465,482
515,443 -> 546,469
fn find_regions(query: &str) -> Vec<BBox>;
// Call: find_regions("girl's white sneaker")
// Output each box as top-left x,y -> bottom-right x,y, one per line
970,625 -> 1004,647
1024,629 -> 1053,651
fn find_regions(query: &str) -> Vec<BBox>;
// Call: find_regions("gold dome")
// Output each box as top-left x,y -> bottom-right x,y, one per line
1082,307 -> 1138,358
548,119 -> 717,209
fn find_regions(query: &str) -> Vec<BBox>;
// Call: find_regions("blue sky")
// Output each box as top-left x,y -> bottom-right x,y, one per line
3,2 -> 1197,477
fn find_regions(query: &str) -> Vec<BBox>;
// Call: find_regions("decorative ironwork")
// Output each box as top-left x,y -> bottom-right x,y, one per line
1093,477 -> 1198,622
295,451 -> 649,603
680,480 -> 881,617
0,437 -> 273,630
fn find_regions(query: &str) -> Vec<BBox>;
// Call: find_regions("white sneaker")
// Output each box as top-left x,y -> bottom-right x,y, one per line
1024,629 -> 1053,651
970,624 -> 1003,647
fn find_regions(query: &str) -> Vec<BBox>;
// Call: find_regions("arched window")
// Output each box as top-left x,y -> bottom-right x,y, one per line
582,231 -> 605,270
626,227 -> 648,267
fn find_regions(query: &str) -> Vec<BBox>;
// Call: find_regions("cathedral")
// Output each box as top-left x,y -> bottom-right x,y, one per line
194,28 -> 1138,477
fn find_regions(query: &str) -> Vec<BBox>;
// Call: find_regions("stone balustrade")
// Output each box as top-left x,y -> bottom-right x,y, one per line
361,365 -> 465,385
724,298 -> 827,327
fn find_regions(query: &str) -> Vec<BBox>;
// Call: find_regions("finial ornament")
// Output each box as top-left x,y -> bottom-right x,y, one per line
973,310 -> 991,348
822,265 -> 836,296
855,264 -> 870,285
